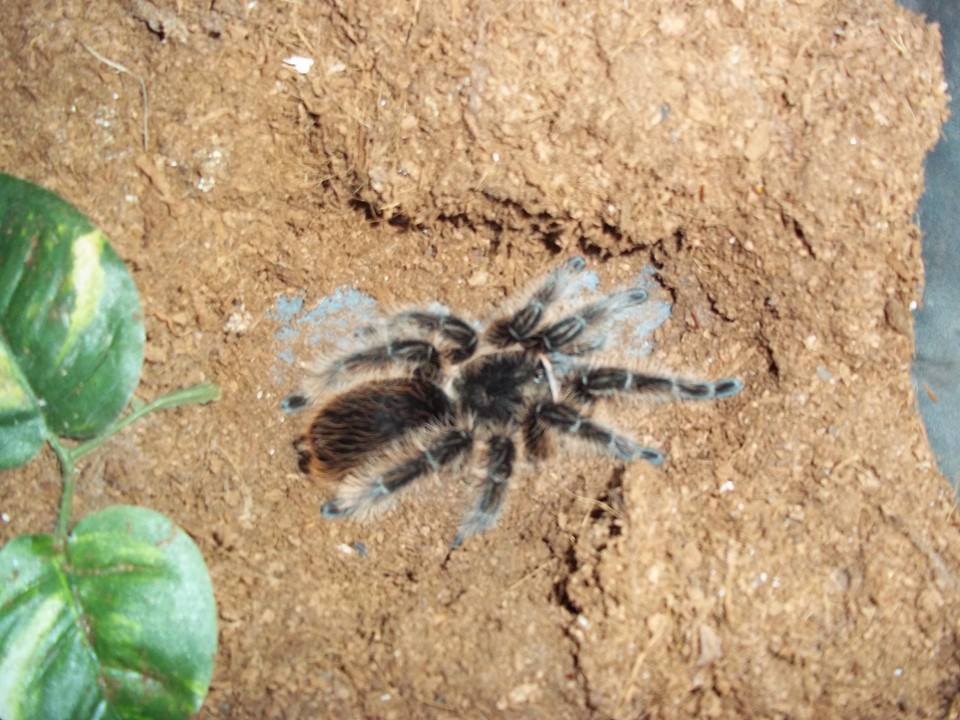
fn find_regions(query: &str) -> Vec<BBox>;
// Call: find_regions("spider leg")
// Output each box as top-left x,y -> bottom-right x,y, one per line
524,286 -> 649,354
394,310 -> 479,363
286,312 -> 474,412
452,435 -> 516,547
529,401 -> 664,465
323,337 -> 443,387
321,428 -> 474,520
282,393 -> 310,413
568,366 -> 744,403
487,256 -> 587,347
284,338 -> 445,411
522,404 -> 550,460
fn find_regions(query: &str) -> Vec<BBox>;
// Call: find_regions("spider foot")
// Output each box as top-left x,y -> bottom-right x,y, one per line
607,433 -> 664,465
282,393 -> 309,413
630,447 -> 664,465
320,500 -> 349,518
707,377 -> 744,398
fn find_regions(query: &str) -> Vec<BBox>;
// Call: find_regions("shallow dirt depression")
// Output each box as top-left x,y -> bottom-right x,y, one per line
1,0 -> 958,718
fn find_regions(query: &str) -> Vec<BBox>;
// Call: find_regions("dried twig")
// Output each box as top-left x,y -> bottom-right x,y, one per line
80,42 -> 150,151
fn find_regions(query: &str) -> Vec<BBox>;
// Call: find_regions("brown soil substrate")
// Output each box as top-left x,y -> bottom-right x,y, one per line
2,1 -> 958,717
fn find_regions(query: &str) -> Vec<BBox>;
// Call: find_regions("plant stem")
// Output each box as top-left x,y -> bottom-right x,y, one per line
49,382 -> 219,543
49,435 -> 76,547
71,382 -> 219,462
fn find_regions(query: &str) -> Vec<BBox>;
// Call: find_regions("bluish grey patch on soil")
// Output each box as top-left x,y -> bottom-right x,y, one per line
625,266 -> 672,357
269,287 -> 378,371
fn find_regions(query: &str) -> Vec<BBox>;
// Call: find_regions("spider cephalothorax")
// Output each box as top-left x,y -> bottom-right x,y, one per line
287,257 -> 743,546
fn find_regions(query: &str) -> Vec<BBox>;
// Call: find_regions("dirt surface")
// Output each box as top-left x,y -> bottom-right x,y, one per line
1,0 -> 958,718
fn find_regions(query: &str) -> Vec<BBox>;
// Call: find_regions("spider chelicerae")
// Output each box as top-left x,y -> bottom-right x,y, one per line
285,257 -> 743,547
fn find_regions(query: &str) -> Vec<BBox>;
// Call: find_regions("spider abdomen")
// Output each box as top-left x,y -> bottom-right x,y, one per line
298,377 -> 453,479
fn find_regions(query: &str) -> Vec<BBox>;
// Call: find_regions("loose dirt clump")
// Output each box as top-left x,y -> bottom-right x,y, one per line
1,0 -> 957,717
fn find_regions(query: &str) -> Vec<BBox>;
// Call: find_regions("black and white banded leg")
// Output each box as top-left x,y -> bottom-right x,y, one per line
568,366 -> 744,403
487,256 -> 587,347
452,435 -> 516,547
322,428 -> 474,520
393,310 -> 479,363
283,339 -> 444,413
527,401 -> 664,465
523,286 -> 649,354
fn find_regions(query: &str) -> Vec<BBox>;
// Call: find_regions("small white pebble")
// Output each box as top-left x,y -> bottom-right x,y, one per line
894,667 -> 903,677
576,614 -> 590,629
491,152 -> 501,162
508,683 -> 540,705
224,307 -> 253,335
256,390 -> 263,400
1,512 -> 10,523
335,543 -> 356,555
909,300 -> 917,311
282,55 -> 314,74
850,136 -> 858,145
719,480 -> 735,493
380,693 -> 391,702
467,270 -> 489,287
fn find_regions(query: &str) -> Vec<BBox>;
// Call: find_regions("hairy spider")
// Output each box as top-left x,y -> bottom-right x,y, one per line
286,257 -> 743,547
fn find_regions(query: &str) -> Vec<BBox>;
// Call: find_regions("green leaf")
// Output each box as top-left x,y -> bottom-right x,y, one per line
0,173 -> 145,468
0,506 -> 217,720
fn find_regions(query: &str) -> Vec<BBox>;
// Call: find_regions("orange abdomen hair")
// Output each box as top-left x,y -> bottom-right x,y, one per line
296,377 -> 453,481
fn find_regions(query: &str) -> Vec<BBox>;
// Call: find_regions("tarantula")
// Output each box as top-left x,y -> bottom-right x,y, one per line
286,257 -> 743,547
